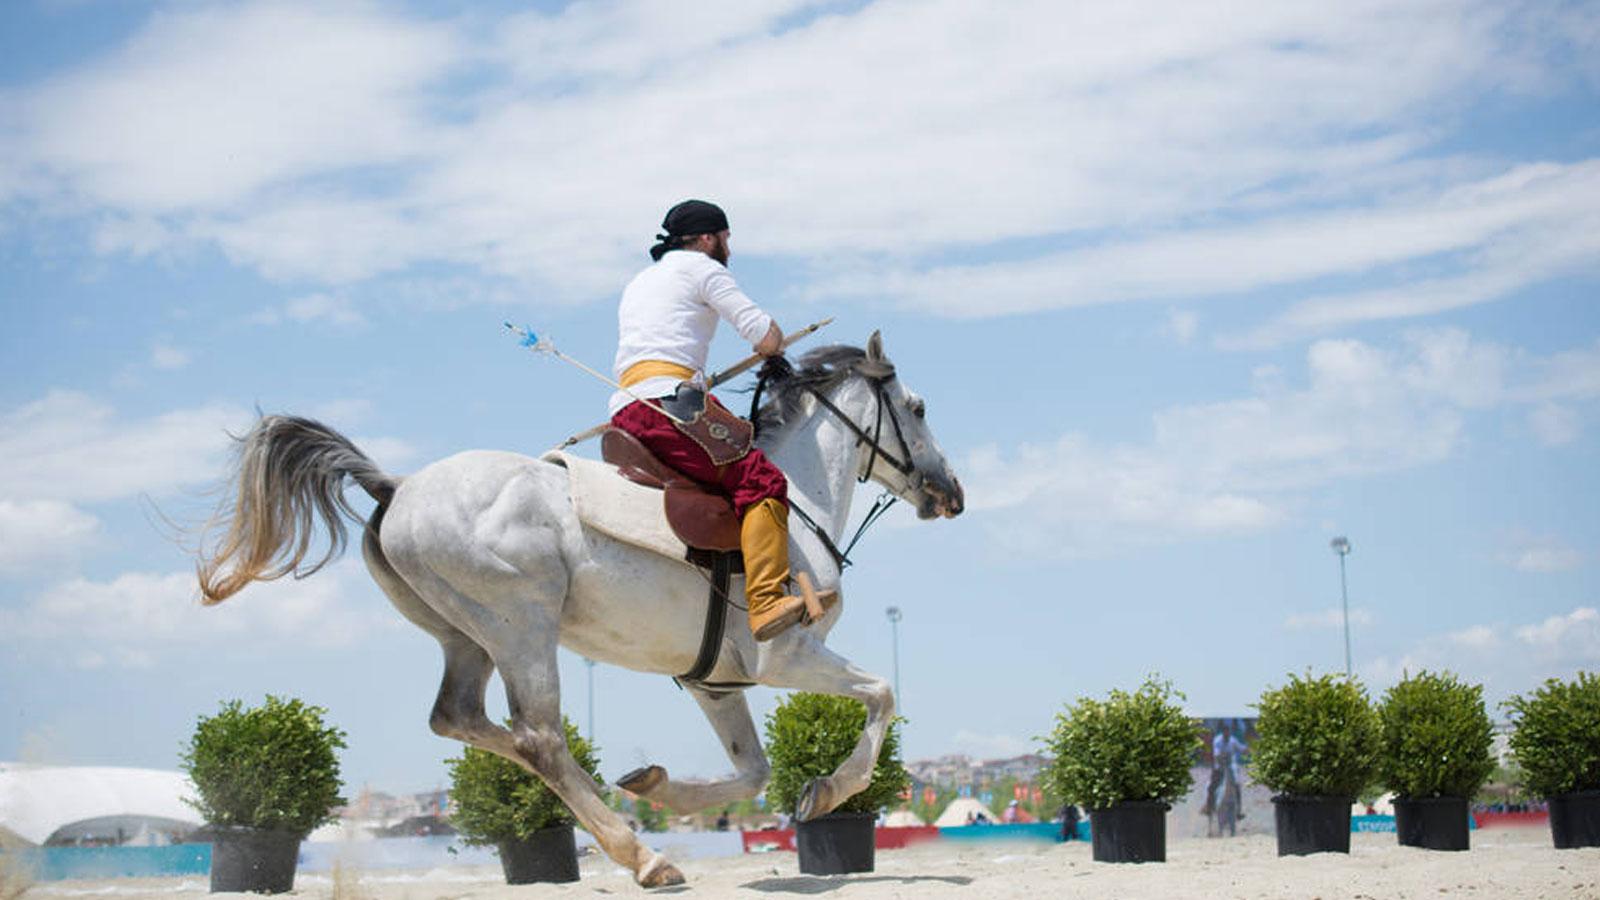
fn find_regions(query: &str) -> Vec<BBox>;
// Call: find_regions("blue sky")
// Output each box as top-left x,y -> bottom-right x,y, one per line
2,0 -> 1597,795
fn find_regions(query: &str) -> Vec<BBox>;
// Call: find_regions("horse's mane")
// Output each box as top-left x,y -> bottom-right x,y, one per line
754,343 -> 896,434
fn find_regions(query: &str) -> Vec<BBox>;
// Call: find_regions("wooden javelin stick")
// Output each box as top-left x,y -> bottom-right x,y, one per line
555,316 -> 835,450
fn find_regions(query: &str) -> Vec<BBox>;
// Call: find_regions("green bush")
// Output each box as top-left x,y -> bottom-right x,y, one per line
1377,670 -> 1495,799
180,695 -> 347,835
1505,671 -> 1600,798
763,693 -> 908,816
1040,676 -> 1200,810
1250,672 -> 1379,798
446,718 -> 601,844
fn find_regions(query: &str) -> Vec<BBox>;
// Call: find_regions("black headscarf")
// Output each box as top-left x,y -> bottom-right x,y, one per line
649,199 -> 729,261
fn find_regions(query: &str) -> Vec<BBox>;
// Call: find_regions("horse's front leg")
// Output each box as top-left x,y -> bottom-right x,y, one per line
758,635 -> 895,822
619,686 -> 770,813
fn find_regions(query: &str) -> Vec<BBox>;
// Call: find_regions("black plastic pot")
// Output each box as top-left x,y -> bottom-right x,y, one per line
498,824 -> 580,884
208,826 -> 302,894
796,811 -> 875,875
1393,796 -> 1469,851
1549,790 -> 1600,849
1272,795 -> 1351,856
1088,800 -> 1169,863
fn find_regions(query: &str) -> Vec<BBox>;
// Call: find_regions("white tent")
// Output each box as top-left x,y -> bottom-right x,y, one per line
883,809 -> 926,828
1352,792 -> 1395,816
0,762 -> 200,846
933,797 -> 997,828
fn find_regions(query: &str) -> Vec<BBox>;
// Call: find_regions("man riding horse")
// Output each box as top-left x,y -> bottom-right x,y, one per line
192,199 -> 963,887
609,199 -> 834,642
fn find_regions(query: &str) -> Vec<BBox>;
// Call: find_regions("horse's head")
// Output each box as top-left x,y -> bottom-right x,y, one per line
760,332 -> 964,520
853,332 -> 964,519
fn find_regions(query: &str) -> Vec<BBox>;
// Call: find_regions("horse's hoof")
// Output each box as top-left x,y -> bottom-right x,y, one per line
618,764 -> 666,795
794,778 -> 827,822
638,855 -> 686,888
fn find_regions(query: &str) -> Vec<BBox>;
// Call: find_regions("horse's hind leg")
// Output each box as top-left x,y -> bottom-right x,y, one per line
760,639 -> 895,822
362,526 -> 517,760
619,686 -> 770,813
489,626 -> 685,888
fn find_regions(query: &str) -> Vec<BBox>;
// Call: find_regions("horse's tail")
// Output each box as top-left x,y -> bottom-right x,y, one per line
197,414 -> 399,605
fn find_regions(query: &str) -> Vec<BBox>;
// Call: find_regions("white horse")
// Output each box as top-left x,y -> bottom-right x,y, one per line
196,333 -> 962,887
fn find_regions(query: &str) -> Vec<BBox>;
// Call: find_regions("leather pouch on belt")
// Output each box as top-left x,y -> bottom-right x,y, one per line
673,394 -> 754,466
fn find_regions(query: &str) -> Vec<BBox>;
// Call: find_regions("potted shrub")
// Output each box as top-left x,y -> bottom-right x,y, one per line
764,693 -> 909,875
1377,670 -> 1495,851
1041,676 -> 1200,863
180,695 -> 347,894
1251,672 -> 1379,856
446,717 -> 601,884
1505,671 -> 1600,849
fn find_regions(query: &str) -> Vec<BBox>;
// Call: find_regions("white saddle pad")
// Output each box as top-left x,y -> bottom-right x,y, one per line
542,450 -> 688,560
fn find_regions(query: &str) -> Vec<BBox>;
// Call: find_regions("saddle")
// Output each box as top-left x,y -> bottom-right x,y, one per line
600,428 -> 742,553
597,428 -> 748,689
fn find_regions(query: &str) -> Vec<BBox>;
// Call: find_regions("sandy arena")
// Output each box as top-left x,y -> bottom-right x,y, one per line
19,827 -> 1598,899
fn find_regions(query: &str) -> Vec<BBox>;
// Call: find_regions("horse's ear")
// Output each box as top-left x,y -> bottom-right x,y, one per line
859,330 -> 895,378
866,330 -> 885,361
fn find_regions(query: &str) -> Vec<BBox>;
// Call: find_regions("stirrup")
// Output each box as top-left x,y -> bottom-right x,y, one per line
794,572 -> 840,624
750,595 -> 807,642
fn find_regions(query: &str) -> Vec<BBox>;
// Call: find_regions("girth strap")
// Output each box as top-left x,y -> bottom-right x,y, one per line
677,548 -> 742,685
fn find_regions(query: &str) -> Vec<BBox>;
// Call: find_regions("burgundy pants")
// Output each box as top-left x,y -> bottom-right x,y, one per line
610,396 -> 788,517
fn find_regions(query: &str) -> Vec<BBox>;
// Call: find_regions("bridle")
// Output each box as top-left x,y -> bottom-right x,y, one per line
752,362 -> 919,570
804,374 -> 917,484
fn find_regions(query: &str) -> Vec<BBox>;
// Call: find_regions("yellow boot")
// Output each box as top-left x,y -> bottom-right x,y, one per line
741,498 -> 808,641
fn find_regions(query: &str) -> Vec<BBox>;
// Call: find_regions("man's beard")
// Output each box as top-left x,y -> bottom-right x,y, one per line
708,235 -> 730,265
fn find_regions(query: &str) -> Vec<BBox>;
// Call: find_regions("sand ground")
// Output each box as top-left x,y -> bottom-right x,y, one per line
20,826 -> 1599,899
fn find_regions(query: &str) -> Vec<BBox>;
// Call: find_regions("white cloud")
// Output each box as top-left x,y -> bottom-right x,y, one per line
252,293 -> 366,327
0,500 -> 100,573
966,330 -> 1502,555
1284,607 -> 1375,631
1448,625 -> 1499,650
4,0 -> 1595,334
965,328 -> 1598,556
1503,535 -> 1584,573
351,435 -> 419,472
1165,309 -> 1199,345
0,390 -> 249,504
1528,403 -> 1580,446
0,560 -> 397,669
15,3 -> 457,212
1519,339 -> 1600,404
149,342 -> 190,370
819,162 -> 1600,329
947,730 -> 1036,762
1363,606 -> 1600,701
1516,607 -> 1600,662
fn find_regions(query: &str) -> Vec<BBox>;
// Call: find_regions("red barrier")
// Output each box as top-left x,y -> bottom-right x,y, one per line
1473,810 -> 1548,828
741,825 -> 940,853
742,829 -> 794,852
877,825 -> 941,849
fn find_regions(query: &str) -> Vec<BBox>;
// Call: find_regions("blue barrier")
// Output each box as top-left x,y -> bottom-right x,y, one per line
1351,814 -> 1477,833
7,830 -> 752,882
938,822 -> 1070,843
5,844 -> 211,881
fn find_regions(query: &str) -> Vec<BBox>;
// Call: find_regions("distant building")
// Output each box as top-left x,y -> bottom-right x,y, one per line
906,753 -> 1052,792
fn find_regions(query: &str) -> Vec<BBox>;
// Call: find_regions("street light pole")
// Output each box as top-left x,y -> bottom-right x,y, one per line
1330,536 -> 1352,678
584,657 -> 596,741
885,606 -> 903,711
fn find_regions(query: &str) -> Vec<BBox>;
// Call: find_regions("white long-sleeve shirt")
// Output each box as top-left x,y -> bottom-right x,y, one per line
608,249 -> 774,416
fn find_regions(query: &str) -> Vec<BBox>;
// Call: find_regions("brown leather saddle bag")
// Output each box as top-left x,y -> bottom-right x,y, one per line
601,428 -> 742,552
